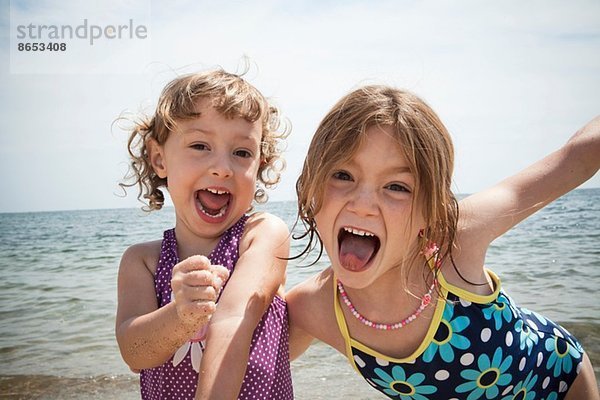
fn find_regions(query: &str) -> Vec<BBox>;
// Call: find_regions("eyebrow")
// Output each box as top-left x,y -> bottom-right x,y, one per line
182,127 -> 261,145
390,166 -> 413,174
345,158 -> 413,174
182,127 -> 212,135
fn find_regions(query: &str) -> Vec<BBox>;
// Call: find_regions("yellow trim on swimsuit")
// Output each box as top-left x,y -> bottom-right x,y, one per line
436,268 -> 501,304
333,268 -> 502,367
333,276 -> 446,368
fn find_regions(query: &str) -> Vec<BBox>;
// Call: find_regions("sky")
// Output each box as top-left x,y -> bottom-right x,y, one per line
1,0 -> 599,213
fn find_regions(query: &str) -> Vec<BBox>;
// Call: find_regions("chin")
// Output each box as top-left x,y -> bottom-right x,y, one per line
333,261 -> 378,290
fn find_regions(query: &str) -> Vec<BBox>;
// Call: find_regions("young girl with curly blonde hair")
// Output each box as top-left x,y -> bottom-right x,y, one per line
116,70 -> 293,400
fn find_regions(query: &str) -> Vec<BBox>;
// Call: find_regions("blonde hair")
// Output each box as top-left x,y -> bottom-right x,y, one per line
120,69 -> 287,211
296,85 -> 459,282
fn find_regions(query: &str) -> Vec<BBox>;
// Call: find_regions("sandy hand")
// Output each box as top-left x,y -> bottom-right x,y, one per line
170,255 -> 229,329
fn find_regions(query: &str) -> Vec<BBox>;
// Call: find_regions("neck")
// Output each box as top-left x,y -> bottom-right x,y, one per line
173,224 -> 221,260
342,263 -> 434,322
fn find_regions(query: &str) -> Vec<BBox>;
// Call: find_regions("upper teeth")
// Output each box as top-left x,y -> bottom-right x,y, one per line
206,188 -> 228,195
343,227 -> 374,237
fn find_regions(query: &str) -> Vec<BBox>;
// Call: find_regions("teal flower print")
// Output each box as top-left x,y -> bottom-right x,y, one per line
372,366 -> 437,399
422,302 -> 470,362
482,293 -> 514,330
545,336 -> 581,377
572,336 -> 584,353
500,370 -> 537,400
515,319 -> 539,355
554,325 -> 584,353
520,307 -> 548,326
456,346 -> 513,400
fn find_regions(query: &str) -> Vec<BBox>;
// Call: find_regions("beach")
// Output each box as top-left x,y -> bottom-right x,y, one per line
1,189 -> 598,398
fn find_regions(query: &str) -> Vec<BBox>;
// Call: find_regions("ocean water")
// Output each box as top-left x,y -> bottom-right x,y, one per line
0,188 -> 598,399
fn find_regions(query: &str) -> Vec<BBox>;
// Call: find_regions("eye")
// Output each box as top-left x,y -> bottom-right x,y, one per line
190,143 -> 209,151
234,149 -> 253,158
386,183 -> 411,193
332,170 -> 353,181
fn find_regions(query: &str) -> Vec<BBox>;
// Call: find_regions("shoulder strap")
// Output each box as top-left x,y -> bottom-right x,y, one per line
332,276 -> 362,372
437,267 -> 502,304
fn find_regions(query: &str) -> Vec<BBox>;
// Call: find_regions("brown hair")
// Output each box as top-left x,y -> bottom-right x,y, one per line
120,69 -> 287,211
295,85 -> 459,283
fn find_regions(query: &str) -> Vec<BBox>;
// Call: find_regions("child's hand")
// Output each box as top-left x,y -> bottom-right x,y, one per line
170,255 -> 229,329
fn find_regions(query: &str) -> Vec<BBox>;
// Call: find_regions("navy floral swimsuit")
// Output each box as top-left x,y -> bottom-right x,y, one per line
334,270 -> 584,400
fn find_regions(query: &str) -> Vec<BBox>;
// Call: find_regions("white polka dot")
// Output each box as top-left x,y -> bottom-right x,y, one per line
537,351 -> 544,367
460,298 -> 471,307
527,319 -> 538,331
460,353 -> 474,366
353,354 -> 366,368
375,357 -> 389,366
559,381 -> 568,392
435,370 -> 450,381
519,357 -> 526,371
505,331 -> 513,346
542,376 -> 550,389
554,327 -> 564,338
481,328 -> 492,342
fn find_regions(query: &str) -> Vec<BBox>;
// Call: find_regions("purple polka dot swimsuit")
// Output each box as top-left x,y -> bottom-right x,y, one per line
140,215 -> 293,399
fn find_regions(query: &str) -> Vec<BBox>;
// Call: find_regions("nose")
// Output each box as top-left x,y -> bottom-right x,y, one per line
209,155 -> 233,179
346,186 -> 378,217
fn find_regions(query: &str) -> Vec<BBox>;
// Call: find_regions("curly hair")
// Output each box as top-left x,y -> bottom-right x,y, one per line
295,85 -> 459,287
120,69 -> 288,211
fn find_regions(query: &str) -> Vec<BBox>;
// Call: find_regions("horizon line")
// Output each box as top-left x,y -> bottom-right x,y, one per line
1,187 -> 598,215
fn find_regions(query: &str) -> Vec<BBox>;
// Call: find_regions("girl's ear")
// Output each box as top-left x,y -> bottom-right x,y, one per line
146,138 -> 167,178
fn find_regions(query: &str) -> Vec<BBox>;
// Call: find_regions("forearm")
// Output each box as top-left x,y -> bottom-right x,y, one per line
507,116 -> 600,206
514,117 -> 600,208
460,116 -> 600,243
194,212 -> 290,398
117,302 -> 201,370
195,315 -> 258,400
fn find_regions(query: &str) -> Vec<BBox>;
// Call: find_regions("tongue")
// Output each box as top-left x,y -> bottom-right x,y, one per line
197,191 -> 230,213
339,235 -> 376,271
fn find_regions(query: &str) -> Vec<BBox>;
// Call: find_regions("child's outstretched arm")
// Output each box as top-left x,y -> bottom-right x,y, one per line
116,248 -> 228,371
456,117 -> 600,396
195,212 -> 290,400
459,116 -> 600,252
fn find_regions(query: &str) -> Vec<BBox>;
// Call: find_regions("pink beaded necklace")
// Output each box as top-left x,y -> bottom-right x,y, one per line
337,278 -> 437,330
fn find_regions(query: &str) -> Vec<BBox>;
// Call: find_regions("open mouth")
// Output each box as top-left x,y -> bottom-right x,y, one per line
196,188 -> 231,219
337,227 -> 380,272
